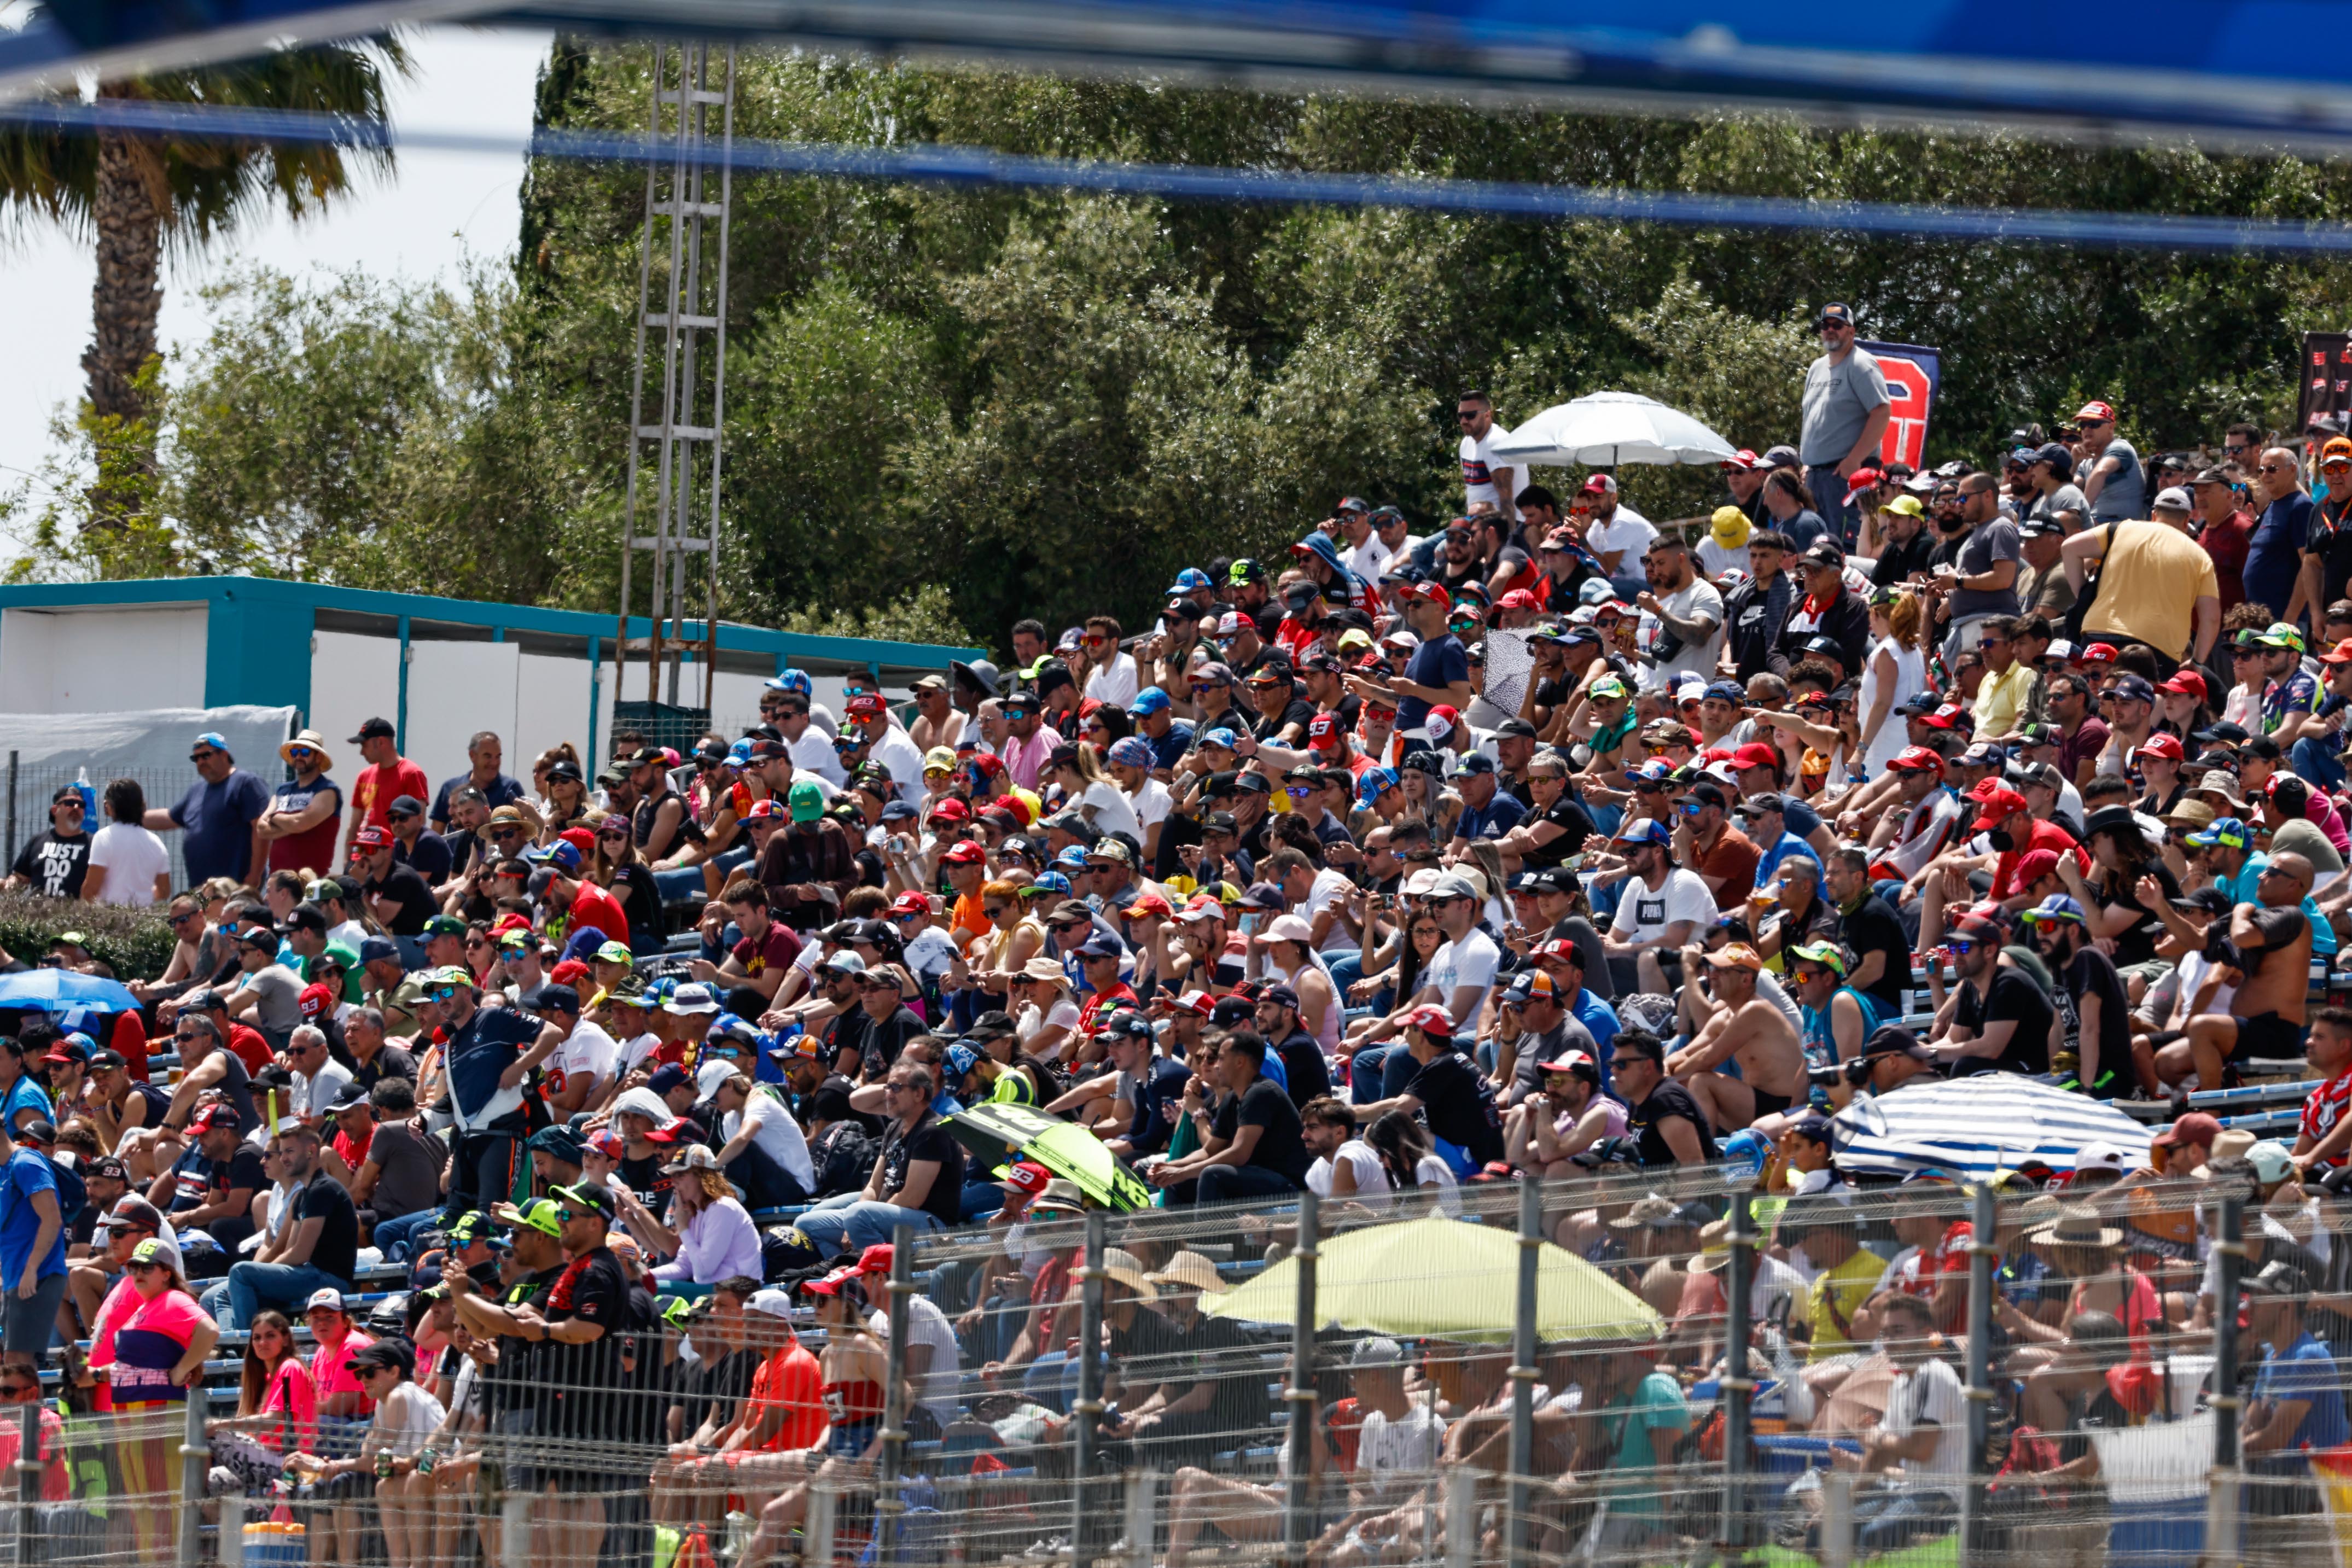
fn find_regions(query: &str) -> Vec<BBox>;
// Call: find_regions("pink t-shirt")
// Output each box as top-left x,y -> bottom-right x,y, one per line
310,1328 -> 376,1417
254,1357 -> 318,1453
109,1289 -> 212,1404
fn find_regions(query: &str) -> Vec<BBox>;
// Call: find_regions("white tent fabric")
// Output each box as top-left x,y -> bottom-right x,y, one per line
1486,391 -> 1737,468
1830,1074 -> 2152,1180
0,706 -> 296,775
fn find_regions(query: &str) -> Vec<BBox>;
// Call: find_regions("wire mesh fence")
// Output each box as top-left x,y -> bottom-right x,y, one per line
0,759 -> 208,895
35,1162 -> 2352,1566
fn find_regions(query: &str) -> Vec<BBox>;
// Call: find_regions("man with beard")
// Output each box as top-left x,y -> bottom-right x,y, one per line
1928,915 -> 2054,1076
2016,894 -> 2143,1100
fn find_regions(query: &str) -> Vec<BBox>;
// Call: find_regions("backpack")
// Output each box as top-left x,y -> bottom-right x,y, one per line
808,1121 -> 876,1200
761,1225 -> 826,1283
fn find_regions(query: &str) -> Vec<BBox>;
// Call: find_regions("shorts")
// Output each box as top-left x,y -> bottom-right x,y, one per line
495,1407 -> 540,1494
828,1418 -> 879,1459
3,1272 -> 66,1357
2234,1012 -> 2310,1063
1749,1088 -> 1794,1120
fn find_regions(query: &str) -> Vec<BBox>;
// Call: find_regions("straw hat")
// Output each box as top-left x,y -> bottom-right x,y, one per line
1688,1217 -> 1733,1274
2029,1205 -> 2122,1249
1018,956 -> 1074,990
1145,1250 -> 1228,1296
1101,1248 -> 1158,1301
278,728 -> 334,771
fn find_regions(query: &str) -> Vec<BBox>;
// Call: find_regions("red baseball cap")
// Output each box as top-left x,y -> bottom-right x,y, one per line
855,1243 -> 897,1277
2325,640 -> 2352,668
1119,891 -> 1175,921
1306,713 -> 1344,749
1730,742 -> 1782,770
1969,783 -> 2029,828
940,841 -> 986,865
2075,400 -> 2117,424
1497,589 -> 1541,611
1396,1003 -> 1459,1035
887,893 -> 931,917
2131,733 -> 2185,763
1394,579 -> 1451,605
2161,668 -> 2210,697
846,693 -> 887,718
1888,745 -> 1945,774
351,825 -> 392,851
998,1160 -> 1051,1196
2011,848 -> 2062,885
929,797 -> 972,822
549,959 -> 590,987
1845,468 -> 1883,495
2080,642 -> 2119,665
1914,706 -> 1958,730
1721,449 -> 1760,472
297,982 -> 335,1019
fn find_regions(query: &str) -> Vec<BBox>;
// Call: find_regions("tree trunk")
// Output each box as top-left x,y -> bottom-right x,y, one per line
81,85 -> 164,547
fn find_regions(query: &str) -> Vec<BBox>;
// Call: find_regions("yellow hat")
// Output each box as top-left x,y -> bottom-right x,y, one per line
1882,494 -> 1926,520
1710,506 -> 1751,549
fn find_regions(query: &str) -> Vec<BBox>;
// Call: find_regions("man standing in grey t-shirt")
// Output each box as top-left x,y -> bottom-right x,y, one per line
1798,303 -> 1891,551
2072,399 -> 2145,524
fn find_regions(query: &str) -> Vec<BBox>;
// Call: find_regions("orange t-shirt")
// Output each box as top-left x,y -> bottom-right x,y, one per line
951,892 -> 989,948
748,1343 -> 826,1452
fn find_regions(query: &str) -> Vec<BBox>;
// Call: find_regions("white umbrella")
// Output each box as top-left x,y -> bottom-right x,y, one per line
1486,390 -> 1737,468
1830,1074 -> 2153,1181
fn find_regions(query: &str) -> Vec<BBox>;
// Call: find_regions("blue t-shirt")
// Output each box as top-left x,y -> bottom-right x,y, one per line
2246,491 -> 2314,620
443,1005 -> 544,1123
1125,1057 -> 1192,1156
431,770 -> 527,826
0,1149 -> 65,1285
2,1080 -> 52,1139
1397,633 -> 1469,735
2255,1331 -> 2349,1460
171,770 -> 270,885
1756,831 -> 1825,888
1144,722 -> 1195,774
1571,988 -> 1621,1090
1453,791 -> 1526,842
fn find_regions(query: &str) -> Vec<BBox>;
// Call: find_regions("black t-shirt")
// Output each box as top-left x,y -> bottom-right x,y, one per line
293,1172 -> 359,1283
1272,1030 -> 1332,1110
1247,698 -> 1318,743
9,830 -> 89,898
1405,1050 -> 1504,1167
542,1245 -> 632,1436
878,1116 -> 965,1228
485,1266 -> 562,1412
618,1151 -> 675,1212
1630,1079 -> 1711,1167
1838,894 -> 1914,1015
1955,968 -> 2054,1074
675,1343 -> 759,1436
167,1142 -> 266,1214
363,863 -> 439,936
2057,946 -> 2130,1095
2094,859 -> 2180,969
1183,1307 -> 1273,1435
2313,491 -> 2352,610
862,1007 -> 929,1074
1523,795 -> 1599,870
1213,1077 -> 1311,1186
394,830 -> 454,885
347,1044 -> 418,1096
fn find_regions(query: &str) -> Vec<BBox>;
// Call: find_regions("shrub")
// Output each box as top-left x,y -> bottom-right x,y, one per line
0,893 -> 178,982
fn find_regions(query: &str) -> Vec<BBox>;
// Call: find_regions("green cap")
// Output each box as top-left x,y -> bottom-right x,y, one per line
422,914 -> 467,939
789,780 -> 825,823
594,941 -> 634,965
426,965 -> 474,988
492,1197 -> 563,1238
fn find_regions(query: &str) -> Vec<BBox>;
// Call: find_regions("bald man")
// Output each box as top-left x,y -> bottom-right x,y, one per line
2173,848 -> 2316,1090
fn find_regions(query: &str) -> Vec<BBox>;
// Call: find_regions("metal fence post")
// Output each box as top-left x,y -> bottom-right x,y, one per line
1821,1468 -> 1854,1568
1962,1181 -> 1995,1561
500,1491 -> 532,1568
876,1222 -> 915,1568
1722,1188 -> 1755,1555
4,751 -> 16,870
1122,1467 -> 1155,1568
808,1477 -> 838,1568
1504,1176 -> 1540,1568
1442,1466 -> 1477,1568
2209,1192 -> 2245,1564
1283,1188 -> 1319,1568
1073,1210 -> 1107,1568
218,1493 -> 244,1568
176,1390 -> 207,1568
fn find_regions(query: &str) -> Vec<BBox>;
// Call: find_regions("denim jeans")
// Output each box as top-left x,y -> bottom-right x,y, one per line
1191,1163 -> 1302,1205
2294,735 -> 2348,791
721,1140 -> 810,1213
370,1208 -> 441,1262
791,1197 -> 945,1256
1808,464 -> 1860,549
1348,1045 -> 1424,1104
204,1261 -> 351,1333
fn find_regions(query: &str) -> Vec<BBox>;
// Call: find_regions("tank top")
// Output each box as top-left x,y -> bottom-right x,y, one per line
1801,986 -> 1884,1067
821,1377 -> 887,1424
1859,636 -> 1929,776
204,1047 -> 260,1132
2089,439 -> 2144,525
1274,959 -> 1343,1057
266,775 -> 344,879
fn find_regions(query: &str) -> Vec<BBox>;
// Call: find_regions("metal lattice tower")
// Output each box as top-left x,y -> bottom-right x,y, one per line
617,40 -> 735,712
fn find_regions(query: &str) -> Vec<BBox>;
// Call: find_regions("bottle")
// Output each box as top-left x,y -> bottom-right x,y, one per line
72,769 -> 95,827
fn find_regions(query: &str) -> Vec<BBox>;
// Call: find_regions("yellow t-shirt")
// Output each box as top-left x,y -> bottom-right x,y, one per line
1972,661 -> 2038,740
2084,520 -> 2220,658
1806,1249 -> 1885,1362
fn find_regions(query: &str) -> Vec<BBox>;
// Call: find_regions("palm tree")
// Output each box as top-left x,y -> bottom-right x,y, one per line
0,35 -> 407,557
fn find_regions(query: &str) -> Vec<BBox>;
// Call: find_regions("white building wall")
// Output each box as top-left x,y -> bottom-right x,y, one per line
306,629 -> 401,786
0,606 -> 208,713
403,641 -> 520,789
514,649 -> 614,776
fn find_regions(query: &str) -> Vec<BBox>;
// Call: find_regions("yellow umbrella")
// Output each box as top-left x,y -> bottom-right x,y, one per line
1204,1214 -> 1662,1344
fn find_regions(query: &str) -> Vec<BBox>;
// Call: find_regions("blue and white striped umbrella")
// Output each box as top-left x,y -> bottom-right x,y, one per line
1831,1075 -> 2152,1180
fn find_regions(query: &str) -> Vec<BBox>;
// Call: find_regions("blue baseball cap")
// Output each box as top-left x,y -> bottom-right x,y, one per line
1612,818 -> 1673,847
191,731 -> 230,754
1165,568 -> 1212,596
529,840 -> 583,873
1199,727 -> 1239,750
1702,682 -> 1745,704
1127,687 -> 1172,717
727,738 -> 753,765
1024,870 -> 1073,896
2186,815 -> 2248,849
1355,766 -> 1401,805
944,1042 -> 979,1077
1054,846 -> 1091,870
765,668 -> 812,696
2016,894 -> 2087,926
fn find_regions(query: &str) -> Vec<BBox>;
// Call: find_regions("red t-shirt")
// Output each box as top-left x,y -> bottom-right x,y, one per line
226,1022 -> 273,1077
567,882 -> 631,946
110,1011 -> 148,1082
2303,1067 -> 2352,1167
351,760 -> 431,831
747,1343 -> 826,1451
1991,819 -> 2089,900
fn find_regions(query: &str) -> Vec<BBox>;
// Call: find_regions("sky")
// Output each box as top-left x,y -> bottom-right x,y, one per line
0,23 -> 555,491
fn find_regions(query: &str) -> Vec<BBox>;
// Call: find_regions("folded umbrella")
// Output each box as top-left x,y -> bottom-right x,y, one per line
945,1103 -> 1154,1213
1207,1214 -> 1661,1344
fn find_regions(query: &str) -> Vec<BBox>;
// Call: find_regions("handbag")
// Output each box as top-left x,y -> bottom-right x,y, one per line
2063,523 -> 2121,644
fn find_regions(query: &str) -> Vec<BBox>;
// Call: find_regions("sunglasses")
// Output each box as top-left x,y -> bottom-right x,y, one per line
428,986 -> 463,1001
287,747 -> 316,760
488,827 -> 526,839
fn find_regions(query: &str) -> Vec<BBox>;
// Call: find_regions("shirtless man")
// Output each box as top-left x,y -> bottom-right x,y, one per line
2172,850 -> 2316,1091
1667,943 -> 1806,1131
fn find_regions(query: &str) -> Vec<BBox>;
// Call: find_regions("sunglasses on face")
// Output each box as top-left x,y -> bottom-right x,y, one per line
428,986 -> 462,1001
288,747 -> 316,760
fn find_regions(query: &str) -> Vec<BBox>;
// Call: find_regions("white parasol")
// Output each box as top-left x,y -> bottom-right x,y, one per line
1486,390 -> 1738,468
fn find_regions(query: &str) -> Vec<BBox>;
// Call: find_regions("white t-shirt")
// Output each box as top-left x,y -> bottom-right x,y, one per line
361,1380 -> 446,1460
1881,1359 -> 1968,1497
868,725 -> 929,801
1642,578 -> 1727,692
1354,1404 -> 1446,1507
86,823 -> 170,906
620,1031 -> 666,1072
1583,508 -> 1657,574
1307,1140 -> 1387,1203
293,1058 -> 353,1122
1073,780 -> 1142,846
1084,654 -> 1140,710
790,730 -> 848,787
1343,533 -> 1394,585
1460,427 -> 1516,510
551,1020 -> 621,1098
1695,535 -> 1748,580
869,1293 -> 961,1430
1608,868 -> 1716,945
326,919 -> 369,952
1127,778 -> 1173,836
1017,998 -> 1082,1056
726,1085 -> 817,1191
1305,867 -> 1358,953
1422,929 -> 1501,1010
